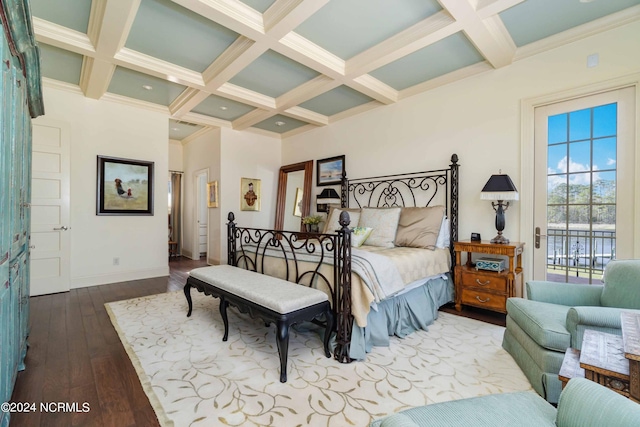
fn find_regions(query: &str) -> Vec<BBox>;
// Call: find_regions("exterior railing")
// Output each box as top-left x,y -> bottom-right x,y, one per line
547,228 -> 616,276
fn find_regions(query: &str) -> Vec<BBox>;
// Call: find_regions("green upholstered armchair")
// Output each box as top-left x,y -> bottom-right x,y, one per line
502,259 -> 640,404
369,378 -> 640,427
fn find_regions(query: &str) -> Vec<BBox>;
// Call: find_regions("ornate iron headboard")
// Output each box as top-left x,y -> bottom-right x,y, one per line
341,153 -> 459,254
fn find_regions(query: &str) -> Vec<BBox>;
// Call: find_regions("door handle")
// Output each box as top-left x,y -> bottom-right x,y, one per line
54,226 -> 68,231
535,227 -> 547,249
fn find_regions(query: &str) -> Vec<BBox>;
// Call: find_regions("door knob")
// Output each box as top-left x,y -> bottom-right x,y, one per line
54,226 -> 68,231
535,227 -> 547,249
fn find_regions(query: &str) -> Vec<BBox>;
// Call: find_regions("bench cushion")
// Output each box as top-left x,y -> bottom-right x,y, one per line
189,265 -> 328,314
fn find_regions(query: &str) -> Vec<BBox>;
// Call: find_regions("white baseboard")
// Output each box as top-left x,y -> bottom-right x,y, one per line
71,266 -> 170,289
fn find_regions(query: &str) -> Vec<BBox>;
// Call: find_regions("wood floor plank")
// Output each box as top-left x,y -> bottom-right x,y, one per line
91,355 -> 137,427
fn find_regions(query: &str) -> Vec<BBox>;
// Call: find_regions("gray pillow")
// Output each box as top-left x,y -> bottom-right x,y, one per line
394,206 -> 445,249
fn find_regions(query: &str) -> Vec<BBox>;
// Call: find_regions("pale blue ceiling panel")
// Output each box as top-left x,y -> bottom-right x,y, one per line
30,0 -> 92,33
500,0 -> 640,47
108,66 -> 186,106
369,32 -> 484,91
299,85 -> 374,116
126,0 -> 240,72
39,43 -> 83,85
240,0 -> 276,13
169,119 -> 204,140
295,0 -> 442,60
192,94 -> 256,120
253,114 -> 308,133
229,50 -> 319,98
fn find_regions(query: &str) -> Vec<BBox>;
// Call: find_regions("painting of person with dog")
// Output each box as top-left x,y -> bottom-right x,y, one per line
97,156 -> 154,215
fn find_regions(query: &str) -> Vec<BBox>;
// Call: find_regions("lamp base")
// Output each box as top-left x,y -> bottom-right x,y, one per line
490,234 -> 510,244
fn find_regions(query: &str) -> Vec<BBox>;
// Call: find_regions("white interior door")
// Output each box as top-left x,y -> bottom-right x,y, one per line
533,87 -> 635,282
195,170 -> 208,259
30,118 -> 70,296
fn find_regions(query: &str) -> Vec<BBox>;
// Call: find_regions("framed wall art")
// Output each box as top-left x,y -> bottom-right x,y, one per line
207,181 -> 219,208
96,155 -> 154,215
240,177 -> 261,211
317,155 -> 345,186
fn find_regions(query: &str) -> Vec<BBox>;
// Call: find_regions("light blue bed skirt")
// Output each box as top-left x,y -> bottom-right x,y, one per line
349,274 -> 454,360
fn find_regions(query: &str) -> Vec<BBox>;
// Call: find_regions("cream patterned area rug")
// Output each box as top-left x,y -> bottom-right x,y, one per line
105,291 -> 532,427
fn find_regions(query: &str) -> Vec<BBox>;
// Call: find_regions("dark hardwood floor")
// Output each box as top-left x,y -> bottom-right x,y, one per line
9,256 -> 206,427
9,260 -> 504,426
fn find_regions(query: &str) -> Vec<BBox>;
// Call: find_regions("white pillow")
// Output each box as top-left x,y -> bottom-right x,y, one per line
324,208 -> 360,233
358,207 -> 402,248
436,216 -> 450,248
351,227 -> 373,247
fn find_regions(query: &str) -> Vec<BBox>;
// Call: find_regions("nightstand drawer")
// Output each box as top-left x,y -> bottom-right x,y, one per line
461,289 -> 507,312
460,271 -> 507,292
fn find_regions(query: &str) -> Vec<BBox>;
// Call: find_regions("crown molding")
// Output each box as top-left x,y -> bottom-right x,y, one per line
100,91 -> 170,114
282,106 -> 328,126
33,17 -> 95,55
328,100 -> 382,124
399,61 -> 492,100
42,77 -> 84,95
216,82 -> 277,109
178,111 -> 232,128
181,125 -> 217,145
282,123 -> 318,139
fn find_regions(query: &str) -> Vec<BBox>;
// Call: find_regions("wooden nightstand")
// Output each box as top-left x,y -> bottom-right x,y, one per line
453,240 -> 524,313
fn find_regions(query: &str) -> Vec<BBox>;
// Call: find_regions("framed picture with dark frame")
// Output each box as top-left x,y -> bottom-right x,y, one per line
316,155 -> 345,186
96,155 -> 154,215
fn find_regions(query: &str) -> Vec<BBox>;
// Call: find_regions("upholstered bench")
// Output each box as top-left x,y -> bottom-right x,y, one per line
184,265 -> 333,382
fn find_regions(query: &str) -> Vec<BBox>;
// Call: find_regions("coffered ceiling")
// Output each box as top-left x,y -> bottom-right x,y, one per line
31,0 -> 640,141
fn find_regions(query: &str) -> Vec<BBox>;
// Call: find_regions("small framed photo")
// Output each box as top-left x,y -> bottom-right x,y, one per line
293,187 -> 303,217
207,181 -> 218,208
96,155 -> 154,215
240,178 -> 261,211
317,155 -> 345,186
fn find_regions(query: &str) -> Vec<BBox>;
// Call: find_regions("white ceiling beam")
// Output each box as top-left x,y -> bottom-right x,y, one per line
275,75 -> 339,110
33,18 -> 95,56
81,0 -> 141,99
171,0 -> 265,39
282,106 -> 328,126
515,4 -> 640,61
178,111 -> 232,128
346,11 -> 459,77
263,0 -> 328,37
114,48 -> 205,87
476,0 -> 525,19
216,82 -> 276,109
439,0 -> 515,69
232,108 -> 276,130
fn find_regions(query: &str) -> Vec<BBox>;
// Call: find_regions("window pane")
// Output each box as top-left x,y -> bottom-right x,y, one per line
593,137 -> 616,171
568,205 -> 589,226
569,108 -> 591,141
548,144 -> 566,174
568,173 -> 590,204
593,103 -> 617,138
568,141 -> 590,172
548,205 -> 566,225
592,171 -> 616,203
548,113 -> 567,144
548,174 -> 567,204
591,204 -> 615,227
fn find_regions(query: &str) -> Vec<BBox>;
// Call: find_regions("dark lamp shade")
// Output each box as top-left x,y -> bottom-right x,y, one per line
318,188 -> 340,200
480,174 -> 519,201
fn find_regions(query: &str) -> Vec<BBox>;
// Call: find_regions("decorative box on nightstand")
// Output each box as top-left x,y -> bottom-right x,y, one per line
453,240 -> 524,314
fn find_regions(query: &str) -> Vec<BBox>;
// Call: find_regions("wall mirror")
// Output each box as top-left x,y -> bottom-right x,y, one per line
275,160 -> 313,232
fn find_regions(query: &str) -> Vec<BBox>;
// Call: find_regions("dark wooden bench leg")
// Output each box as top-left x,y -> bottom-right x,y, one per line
184,282 -> 193,317
323,309 -> 333,358
276,320 -> 290,383
219,298 -> 230,341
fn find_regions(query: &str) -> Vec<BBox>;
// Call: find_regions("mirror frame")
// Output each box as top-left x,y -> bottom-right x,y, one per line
275,160 -> 313,232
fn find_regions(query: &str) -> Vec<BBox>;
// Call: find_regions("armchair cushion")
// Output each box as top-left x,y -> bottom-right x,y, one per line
506,298 -> 571,352
526,281 -> 603,306
600,259 -> 640,308
557,378 -> 640,427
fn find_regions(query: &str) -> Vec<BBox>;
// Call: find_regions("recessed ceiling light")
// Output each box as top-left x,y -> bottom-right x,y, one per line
579,0 -> 596,3
171,127 -> 179,131
142,84 -> 153,90
220,106 -> 228,111
275,121 -> 286,127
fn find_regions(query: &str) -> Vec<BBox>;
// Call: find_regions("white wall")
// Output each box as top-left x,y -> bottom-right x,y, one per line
217,128 -> 281,264
282,21 -> 640,280
168,139 -> 183,172
182,128 -> 221,263
40,86 -> 169,288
